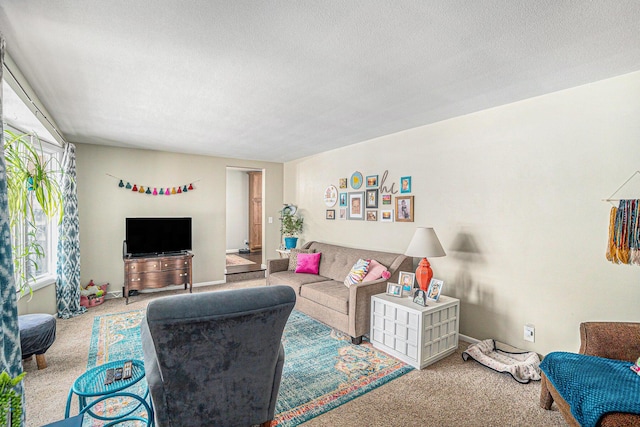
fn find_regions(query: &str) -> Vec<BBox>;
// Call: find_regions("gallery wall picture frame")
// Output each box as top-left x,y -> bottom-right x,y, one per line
339,192 -> 347,207
350,171 -> 363,189
366,175 -> 378,187
326,209 -> 335,220
382,194 -> 392,205
398,271 -> 415,293
366,210 -> 378,221
347,192 -> 365,220
426,279 -> 444,302
400,176 -> 412,193
339,178 -> 348,189
380,209 -> 394,222
324,185 -> 338,207
338,208 -> 347,220
395,195 -> 414,222
386,282 -> 403,297
366,188 -> 378,208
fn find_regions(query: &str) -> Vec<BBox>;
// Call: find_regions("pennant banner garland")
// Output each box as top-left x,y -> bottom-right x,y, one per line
108,174 -> 197,197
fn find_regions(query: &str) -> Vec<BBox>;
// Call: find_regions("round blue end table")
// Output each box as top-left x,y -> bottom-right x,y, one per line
65,359 -> 153,426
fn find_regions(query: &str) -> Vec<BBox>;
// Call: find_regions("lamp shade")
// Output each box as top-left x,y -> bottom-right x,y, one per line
405,227 -> 446,258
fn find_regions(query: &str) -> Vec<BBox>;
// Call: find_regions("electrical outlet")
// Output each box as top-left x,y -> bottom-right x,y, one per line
268,216 -> 273,223
524,324 -> 535,342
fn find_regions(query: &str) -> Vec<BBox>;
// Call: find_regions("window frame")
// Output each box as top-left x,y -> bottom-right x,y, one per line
4,124 -> 63,294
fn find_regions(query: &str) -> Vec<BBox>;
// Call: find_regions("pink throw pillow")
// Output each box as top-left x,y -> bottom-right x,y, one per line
295,252 -> 322,274
362,259 -> 388,282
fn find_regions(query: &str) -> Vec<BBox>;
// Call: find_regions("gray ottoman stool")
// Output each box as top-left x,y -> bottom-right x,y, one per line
18,314 -> 57,369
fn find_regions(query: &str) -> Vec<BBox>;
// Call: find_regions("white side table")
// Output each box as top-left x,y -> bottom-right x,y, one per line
276,249 -> 291,258
370,293 -> 460,369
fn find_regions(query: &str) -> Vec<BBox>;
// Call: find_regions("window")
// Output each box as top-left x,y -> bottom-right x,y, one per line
5,125 -> 62,292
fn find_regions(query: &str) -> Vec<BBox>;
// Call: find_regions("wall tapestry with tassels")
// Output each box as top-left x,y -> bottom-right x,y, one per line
606,199 -> 640,265
604,171 -> 640,265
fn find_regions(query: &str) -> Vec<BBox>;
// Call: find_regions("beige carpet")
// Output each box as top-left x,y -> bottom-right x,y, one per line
226,253 -> 256,266
22,279 -> 566,427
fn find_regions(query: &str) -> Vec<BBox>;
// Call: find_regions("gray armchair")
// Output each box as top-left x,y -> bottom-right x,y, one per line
141,286 -> 296,427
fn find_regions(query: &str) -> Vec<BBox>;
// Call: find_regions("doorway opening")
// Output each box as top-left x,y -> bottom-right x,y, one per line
225,167 -> 265,281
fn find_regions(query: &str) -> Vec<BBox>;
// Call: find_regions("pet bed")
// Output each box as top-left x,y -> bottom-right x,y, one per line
462,339 -> 541,383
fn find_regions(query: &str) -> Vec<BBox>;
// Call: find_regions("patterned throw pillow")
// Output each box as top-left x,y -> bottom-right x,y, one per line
343,258 -> 370,288
288,248 -> 316,271
362,259 -> 389,282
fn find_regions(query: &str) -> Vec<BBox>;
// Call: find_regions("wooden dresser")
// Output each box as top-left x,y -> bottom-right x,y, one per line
123,252 -> 193,303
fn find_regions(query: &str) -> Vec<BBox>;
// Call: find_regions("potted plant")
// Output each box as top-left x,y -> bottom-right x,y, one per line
0,370 -> 25,426
281,211 -> 303,249
3,129 -> 63,295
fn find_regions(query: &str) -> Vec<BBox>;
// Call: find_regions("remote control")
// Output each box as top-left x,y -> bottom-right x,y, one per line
122,360 -> 132,380
104,368 -> 115,385
114,367 -> 123,381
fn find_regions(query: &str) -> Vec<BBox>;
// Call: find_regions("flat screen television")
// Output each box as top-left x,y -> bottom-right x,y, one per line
125,217 -> 192,256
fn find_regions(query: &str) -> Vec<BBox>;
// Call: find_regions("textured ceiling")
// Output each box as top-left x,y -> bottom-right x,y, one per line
1,1 -> 639,162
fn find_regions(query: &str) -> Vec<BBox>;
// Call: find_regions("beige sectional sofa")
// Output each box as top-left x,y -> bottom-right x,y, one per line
266,241 -> 413,344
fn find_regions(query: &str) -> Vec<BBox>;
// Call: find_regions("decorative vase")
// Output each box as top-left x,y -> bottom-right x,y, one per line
284,237 -> 298,249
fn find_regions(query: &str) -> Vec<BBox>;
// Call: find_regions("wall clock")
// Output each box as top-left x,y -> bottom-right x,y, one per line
350,171 -> 363,189
324,185 -> 338,207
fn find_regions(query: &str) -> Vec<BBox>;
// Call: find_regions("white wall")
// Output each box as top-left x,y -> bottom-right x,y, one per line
225,169 -> 249,251
73,144 -> 282,296
284,71 -> 640,355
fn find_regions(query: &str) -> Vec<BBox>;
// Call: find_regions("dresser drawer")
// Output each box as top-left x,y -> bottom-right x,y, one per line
126,260 -> 161,273
161,257 -> 190,270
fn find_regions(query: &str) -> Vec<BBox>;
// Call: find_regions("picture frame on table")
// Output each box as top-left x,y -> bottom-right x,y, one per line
386,282 -> 403,297
326,209 -> 335,220
380,209 -> 394,222
413,289 -> 427,306
366,175 -> 378,187
426,279 -> 444,302
400,176 -> 411,193
366,189 -> 378,208
347,192 -> 364,220
398,271 -> 415,293
395,196 -> 414,222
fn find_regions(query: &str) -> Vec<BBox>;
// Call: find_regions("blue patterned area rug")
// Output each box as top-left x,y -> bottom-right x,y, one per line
88,309 -> 412,426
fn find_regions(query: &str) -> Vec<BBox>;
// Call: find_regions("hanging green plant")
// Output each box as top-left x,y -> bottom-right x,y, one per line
3,129 -> 64,295
0,370 -> 26,426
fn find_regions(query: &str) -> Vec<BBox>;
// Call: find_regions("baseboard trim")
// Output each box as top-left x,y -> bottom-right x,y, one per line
226,249 -> 240,254
459,333 -> 480,344
106,280 -> 227,299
